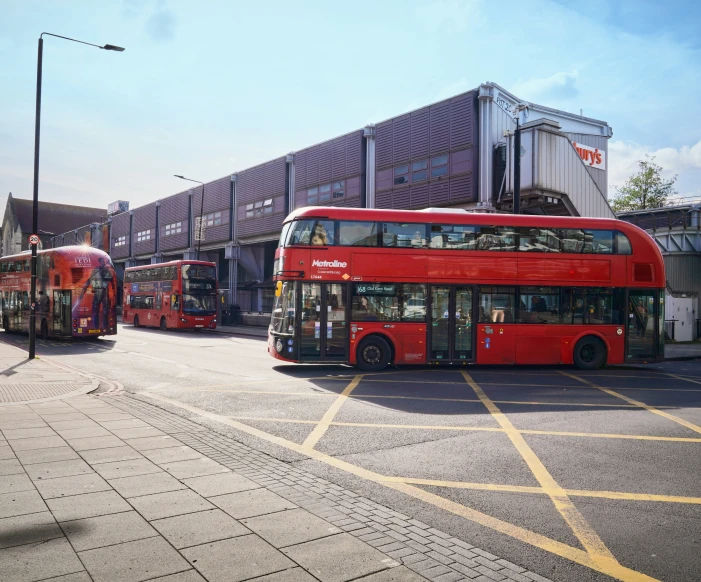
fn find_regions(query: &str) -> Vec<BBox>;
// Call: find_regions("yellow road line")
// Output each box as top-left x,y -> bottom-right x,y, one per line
560,371 -> 701,435
386,477 -> 701,505
303,374 -> 363,449
664,373 -> 701,386
461,371 -> 616,563
227,416 -> 701,443
141,392 -> 659,582
477,382 -> 701,393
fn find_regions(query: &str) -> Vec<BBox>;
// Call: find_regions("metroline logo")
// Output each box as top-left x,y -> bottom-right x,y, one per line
312,259 -> 348,268
573,142 -> 606,170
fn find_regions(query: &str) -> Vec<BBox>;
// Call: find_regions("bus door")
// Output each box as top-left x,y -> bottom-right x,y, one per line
52,290 -> 72,336
429,286 -> 475,363
299,282 -> 348,361
626,290 -> 660,361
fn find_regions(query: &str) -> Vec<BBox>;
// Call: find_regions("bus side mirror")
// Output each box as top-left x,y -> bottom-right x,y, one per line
275,281 -> 282,297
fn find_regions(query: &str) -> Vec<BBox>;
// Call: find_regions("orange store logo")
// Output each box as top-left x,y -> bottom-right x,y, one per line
573,142 -> 606,170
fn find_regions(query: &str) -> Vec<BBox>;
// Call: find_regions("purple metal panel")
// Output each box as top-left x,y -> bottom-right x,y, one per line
295,150 -> 307,189
375,191 -> 392,209
203,223 -> 230,244
274,195 -> 285,214
449,174 -> 475,204
392,187 -> 410,209
159,190 -> 190,251
266,159 -> 286,197
132,203 -> 157,256
411,107 -> 430,160
346,176 -> 361,199
318,141 -> 333,184
450,148 -> 473,176
346,131 -> 362,176
306,148 -> 319,188
110,212 -> 130,259
295,189 -> 307,209
429,181 -> 450,206
376,121 -> 393,169
393,114 -> 410,164
376,168 -> 393,191
450,93 -> 475,150
410,184 -> 430,209
332,137 -> 346,180
430,101 -> 450,155
237,212 -> 284,240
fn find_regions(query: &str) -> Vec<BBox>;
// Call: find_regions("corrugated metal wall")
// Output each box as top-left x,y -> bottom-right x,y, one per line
237,157 -> 287,240
132,203 -> 157,256
665,254 -> 701,294
294,130 -> 364,209
564,132 -> 608,196
110,212 -> 131,260
192,175 -> 232,244
375,91 -> 478,209
160,191 -> 190,252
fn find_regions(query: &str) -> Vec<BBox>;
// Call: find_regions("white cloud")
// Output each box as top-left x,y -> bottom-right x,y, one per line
512,70 -> 580,101
609,139 -> 701,200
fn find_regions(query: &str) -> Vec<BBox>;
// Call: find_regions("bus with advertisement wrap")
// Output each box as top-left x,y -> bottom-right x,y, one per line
269,207 -> 665,371
0,246 -> 117,339
123,261 -> 217,330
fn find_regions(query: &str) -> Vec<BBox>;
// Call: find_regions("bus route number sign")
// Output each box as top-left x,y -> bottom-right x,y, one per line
355,283 -> 396,296
29,234 -> 40,246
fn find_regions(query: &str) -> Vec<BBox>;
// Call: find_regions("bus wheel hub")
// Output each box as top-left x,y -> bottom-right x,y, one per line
363,346 -> 381,363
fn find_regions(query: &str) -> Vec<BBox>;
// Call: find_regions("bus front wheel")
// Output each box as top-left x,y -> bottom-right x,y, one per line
573,336 -> 606,370
160,317 -> 167,331
133,315 -> 140,328
356,335 -> 391,372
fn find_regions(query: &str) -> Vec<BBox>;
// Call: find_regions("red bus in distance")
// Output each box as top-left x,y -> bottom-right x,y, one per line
269,207 -> 665,370
0,246 -> 117,339
123,261 -> 218,330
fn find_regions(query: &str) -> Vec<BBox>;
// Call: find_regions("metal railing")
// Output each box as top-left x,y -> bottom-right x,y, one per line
664,319 -> 677,341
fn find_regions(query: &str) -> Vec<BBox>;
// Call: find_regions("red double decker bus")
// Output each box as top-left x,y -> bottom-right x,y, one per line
0,246 -> 117,339
123,261 -> 218,330
269,207 -> 665,370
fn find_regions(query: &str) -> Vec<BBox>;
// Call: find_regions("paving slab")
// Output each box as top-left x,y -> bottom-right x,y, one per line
84,413 -> 136,422
79,445 -> 142,464
24,458 -> 93,480
151,508 -> 250,549
128,489 -> 215,520
182,472 -> 260,497
0,418 -> 48,430
161,457 -> 230,479
66,435 -> 125,451
146,569 -> 205,581
210,488 -> 297,519
55,426 -> 113,439
0,458 -> 24,475
0,536 -> 83,582
62,510 -> 158,551
47,419 -> 102,431
47,490 -> 131,522
356,566 -> 429,581
140,445 -> 204,464
242,508 -> 341,548
0,511 -> 63,549
38,413 -> 88,422
125,434 -> 184,451
78,535 -> 191,582
33,472 -> 111,499
181,534 -> 295,582
38,572 -> 92,581
8,435 -> 67,451
282,533 -> 392,582
108,470 -> 186,498
109,426 -> 166,439
14,446 -> 80,465
2,426 -> 56,439
248,568 -> 322,582
91,457 -> 162,479
98,418 -> 151,430
0,472 -> 34,494
0,489 -> 47,518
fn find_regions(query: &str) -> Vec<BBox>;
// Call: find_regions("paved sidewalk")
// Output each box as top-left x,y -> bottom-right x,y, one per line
664,342 -> 701,360
0,393 -> 552,582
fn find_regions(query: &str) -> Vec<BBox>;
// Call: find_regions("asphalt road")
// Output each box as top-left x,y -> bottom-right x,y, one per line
3,324 -> 700,582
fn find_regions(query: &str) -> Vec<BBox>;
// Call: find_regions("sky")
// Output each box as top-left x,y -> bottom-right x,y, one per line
1,0 -> 701,217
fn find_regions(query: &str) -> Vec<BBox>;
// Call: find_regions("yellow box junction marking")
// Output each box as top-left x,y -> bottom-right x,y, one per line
559,371 -> 701,435
142,392 -> 660,582
303,374 -> 363,449
459,370 -> 616,564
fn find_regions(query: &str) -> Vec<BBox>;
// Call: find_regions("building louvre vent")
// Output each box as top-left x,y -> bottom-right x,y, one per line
633,263 -> 654,282
71,268 -> 84,284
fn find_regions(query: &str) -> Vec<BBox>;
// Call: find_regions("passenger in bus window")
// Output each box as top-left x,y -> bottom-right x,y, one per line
312,223 -> 329,245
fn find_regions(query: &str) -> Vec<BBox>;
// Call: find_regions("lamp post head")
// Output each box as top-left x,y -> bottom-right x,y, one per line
102,44 -> 125,52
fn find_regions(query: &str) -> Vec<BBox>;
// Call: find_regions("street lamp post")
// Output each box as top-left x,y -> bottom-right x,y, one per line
29,33 -> 124,360
174,175 -> 205,260
511,103 -> 529,216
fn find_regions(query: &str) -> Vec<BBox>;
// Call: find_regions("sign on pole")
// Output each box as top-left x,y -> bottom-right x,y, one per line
194,217 -> 206,241
28,234 -> 40,246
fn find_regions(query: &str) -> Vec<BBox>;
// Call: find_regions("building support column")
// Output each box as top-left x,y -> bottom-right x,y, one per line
363,125 -> 376,209
478,84 -> 495,210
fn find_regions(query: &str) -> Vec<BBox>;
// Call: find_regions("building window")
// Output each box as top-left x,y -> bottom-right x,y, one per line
431,154 -> 449,178
332,181 -> 344,200
411,160 -> 428,182
263,199 -> 273,214
114,235 -> 127,247
245,199 -> 273,219
136,230 -> 151,242
204,211 -> 222,227
164,222 -> 182,236
394,165 -> 409,185
307,187 -> 318,205
319,184 -> 332,203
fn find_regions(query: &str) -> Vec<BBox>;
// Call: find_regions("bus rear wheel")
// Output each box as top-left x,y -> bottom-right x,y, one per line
356,335 -> 391,372
160,317 -> 167,331
573,336 -> 606,370
133,315 -> 140,328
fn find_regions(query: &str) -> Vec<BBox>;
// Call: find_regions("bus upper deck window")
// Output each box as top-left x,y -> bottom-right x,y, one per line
616,232 -> 632,254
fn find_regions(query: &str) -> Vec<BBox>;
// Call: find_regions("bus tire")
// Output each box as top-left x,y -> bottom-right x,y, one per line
133,315 -> 140,328
356,335 -> 392,372
573,336 -> 607,370
40,319 -> 49,340
160,317 -> 167,331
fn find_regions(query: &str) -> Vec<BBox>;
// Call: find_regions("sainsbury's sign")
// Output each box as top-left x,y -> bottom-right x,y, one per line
573,142 -> 606,170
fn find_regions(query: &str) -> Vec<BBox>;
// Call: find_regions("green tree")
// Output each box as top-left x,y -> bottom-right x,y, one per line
611,155 -> 678,212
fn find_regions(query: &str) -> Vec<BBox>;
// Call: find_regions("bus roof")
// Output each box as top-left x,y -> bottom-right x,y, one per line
0,245 -> 111,262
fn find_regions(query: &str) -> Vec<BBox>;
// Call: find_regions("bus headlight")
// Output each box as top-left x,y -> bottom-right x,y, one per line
275,339 -> 284,353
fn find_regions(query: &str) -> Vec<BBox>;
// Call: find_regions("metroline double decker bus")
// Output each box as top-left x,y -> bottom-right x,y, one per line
123,261 -> 218,330
0,246 -> 117,339
269,207 -> 665,370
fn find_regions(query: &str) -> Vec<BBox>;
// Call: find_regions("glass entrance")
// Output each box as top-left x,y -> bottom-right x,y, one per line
429,286 -> 474,361
626,290 -> 658,360
52,290 -> 72,336
299,282 -> 347,361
